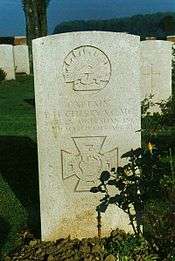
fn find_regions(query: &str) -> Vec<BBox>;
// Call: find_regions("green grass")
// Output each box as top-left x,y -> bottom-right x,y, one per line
0,76 -> 36,140
0,76 -> 40,257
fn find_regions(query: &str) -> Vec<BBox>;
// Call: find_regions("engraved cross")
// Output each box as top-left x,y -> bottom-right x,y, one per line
143,63 -> 160,92
61,136 -> 118,192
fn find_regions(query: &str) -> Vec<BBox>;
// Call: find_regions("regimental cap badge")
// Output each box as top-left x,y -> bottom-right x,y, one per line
63,45 -> 111,92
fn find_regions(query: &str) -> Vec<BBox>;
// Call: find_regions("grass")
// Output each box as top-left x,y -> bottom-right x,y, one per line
0,75 -> 40,257
0,75 -> 36,140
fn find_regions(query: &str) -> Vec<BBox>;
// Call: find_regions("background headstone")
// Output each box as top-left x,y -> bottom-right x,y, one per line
141,40 -> 172,110
167,35 -> 175,43
14,36 -> 27,46
145,37 -> 157,40
14,45 -> 30,75
0,44 -> 15,80
33,31 -> 141,241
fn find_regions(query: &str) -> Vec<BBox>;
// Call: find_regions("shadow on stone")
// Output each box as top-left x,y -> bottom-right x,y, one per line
0,136 -> 40,238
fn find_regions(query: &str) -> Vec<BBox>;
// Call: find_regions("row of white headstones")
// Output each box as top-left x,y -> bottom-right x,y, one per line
0,35 -> 173,105
0,44 -> 30,79
31,32 -> 173,241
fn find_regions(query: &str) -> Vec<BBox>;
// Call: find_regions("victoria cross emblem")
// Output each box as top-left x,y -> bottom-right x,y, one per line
61,136 -> 118,192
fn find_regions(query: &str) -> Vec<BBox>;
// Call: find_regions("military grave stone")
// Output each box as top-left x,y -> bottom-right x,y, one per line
33,32 -> 141,241
0,44 -> 15,80
141,40 -> 172,111
14,45 -> 30,74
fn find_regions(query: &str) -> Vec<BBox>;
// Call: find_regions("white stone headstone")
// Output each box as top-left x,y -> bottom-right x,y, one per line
33,32 -> 141,241
14,45 -> 30,74
167,35 -> 175,43
0,44 -> 15,80
141,40 -> 172,110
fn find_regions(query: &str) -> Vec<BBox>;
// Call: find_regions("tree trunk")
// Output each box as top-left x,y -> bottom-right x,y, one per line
22,0 -> 36,73
22,0 -> 49,73
36,0 -> 48,37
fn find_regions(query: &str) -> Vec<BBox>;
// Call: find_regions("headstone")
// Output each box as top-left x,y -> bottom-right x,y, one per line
0,44 -> 15,80
14,45 -> 30,74
145,36 -> 156,40
167,35 -> 175,43
141,40 -> 172,111
14,36 -> 27,45
33,32 -> 141,241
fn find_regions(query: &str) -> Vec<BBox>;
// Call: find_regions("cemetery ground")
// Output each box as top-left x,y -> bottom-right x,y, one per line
0,75 -> 175,260
0,75 -> 40,257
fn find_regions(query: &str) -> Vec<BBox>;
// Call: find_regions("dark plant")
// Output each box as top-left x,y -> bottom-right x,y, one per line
91,146 -> 160,234
104,229 -> 158,260
91,145 -> 175,258
53,12 -> 175,39
159,15 -> 175,33
0,68 -> 7,82
141,95 -> 175,156
141,95 -> 174,132
172,45 -> 175,114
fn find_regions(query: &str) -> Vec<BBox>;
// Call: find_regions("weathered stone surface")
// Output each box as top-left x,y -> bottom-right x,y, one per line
14,45 -> 30,74
0,44 -> 15,80
141,40 -> 172,110
33,31 -> 141,241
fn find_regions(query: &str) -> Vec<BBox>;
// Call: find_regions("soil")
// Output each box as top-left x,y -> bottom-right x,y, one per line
3,230 -> 118,261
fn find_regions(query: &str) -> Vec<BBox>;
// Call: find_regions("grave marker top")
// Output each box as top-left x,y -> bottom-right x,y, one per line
14,45 -> 30,74
0,44 -> 15,80
141,40 -> 172,105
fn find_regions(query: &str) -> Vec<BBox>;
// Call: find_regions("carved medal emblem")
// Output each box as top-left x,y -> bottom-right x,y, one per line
63,45 -> 111,91
61,136 -> 118,192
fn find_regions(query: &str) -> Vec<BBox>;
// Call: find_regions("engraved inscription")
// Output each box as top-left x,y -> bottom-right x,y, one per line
60,98 -> 134,133
61,136 -> 118,192
63,45 -> 111,91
